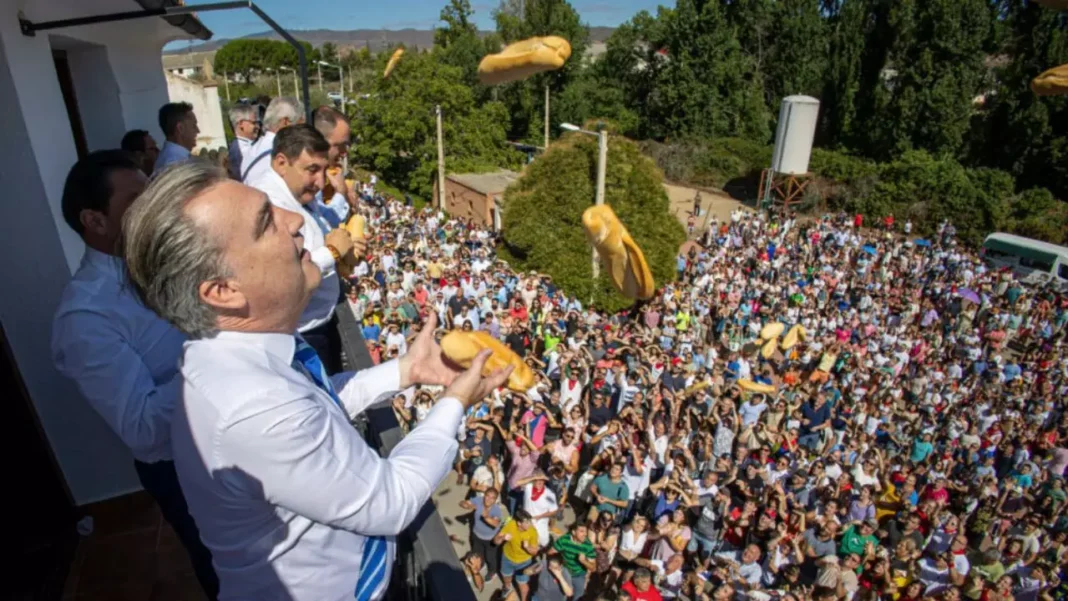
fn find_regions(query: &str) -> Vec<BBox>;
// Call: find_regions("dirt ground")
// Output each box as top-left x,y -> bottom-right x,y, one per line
663,183 -> 754,236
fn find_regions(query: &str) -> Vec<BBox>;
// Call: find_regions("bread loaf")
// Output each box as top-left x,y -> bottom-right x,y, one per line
1032,63 -> 1068,96
440,330 -> 535,393
780,324 -> 806,350
384,48 -> 405,78
478,36 -> 572,86
582,205 -> 655,300
738,379 -> 776,394
760,322 -> 785,341
322,166 -> 342,199
345,214 -> 366,240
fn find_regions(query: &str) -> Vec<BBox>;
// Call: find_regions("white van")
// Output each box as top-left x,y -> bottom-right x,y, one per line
981,232 -> 1068,290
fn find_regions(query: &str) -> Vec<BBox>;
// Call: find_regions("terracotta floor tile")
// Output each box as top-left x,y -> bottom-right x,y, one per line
86,492 -> 161,539
75,528 -> 160,595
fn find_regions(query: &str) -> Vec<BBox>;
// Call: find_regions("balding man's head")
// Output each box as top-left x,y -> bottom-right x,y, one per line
124,162 -> 319,338
312,105 -> 350,166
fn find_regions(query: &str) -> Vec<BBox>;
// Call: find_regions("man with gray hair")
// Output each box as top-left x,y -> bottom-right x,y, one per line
241,95 -> 303,183
122,161 -> 512,601
226,102 -> 259,179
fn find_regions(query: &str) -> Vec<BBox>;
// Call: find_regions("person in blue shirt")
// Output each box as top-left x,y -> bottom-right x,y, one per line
910,433 -> 935,463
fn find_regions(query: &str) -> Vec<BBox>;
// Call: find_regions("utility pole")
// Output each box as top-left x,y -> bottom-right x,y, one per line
544,84 -> 550,151
222,70 -> 230,101
436,105 -> 446,210
317,61 -> 323,93
293,71 -> 298,98
592,128 -> 608,279
338,48 -> 346,116
274,69 -> 281,97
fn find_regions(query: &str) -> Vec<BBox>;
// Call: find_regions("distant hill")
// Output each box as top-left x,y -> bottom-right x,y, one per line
163,27 -> 617,55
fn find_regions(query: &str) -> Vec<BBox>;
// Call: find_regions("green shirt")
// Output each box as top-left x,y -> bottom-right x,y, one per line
838,525 -> 878,556
553,533 -> 596,575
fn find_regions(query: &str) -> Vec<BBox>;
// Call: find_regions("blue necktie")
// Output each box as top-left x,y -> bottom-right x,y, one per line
291,337 -> 342,408
291,337 -> 388,600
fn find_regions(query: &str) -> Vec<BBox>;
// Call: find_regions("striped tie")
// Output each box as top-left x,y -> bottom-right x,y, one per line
292,337 -> 389,600
291,337 -> 342,408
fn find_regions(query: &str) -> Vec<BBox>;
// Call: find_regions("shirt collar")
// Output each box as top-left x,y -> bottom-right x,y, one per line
83,247 -> 127,280
210,330 -> 297,363
164,141 -> 191,158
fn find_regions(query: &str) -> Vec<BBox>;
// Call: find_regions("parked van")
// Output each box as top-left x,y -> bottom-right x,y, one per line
980,232 -> 1068,290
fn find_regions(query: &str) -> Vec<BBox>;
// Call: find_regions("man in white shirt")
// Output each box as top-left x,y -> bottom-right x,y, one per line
121,161 -> 512,601
154,101 -> 199,171
248,124 -> 354,373
242,96 -> 304,183
51,151 -> 217,598
226,102 -> 259,180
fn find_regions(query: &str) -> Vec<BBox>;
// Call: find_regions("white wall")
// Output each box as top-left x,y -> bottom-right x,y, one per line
0,0 -> 195,505
166,73 -> 227,152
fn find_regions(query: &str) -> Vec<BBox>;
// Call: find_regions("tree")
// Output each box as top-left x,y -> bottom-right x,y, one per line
861,0 -> 996,159
434,0 -> 500,93
968,2 -> 1068,199
596,1 -> 770,142
492,0 -> 591,142
499,132 -> 686,312
351,50 -> 522,199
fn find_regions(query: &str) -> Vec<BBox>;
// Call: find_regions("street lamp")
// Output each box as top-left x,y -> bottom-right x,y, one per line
318,60 -> 345,113
279,65 -> 298,98
561,122 -> 608,278
265,67 -> 281,97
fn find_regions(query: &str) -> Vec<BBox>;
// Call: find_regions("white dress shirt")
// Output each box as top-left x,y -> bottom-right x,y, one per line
241,130 -> 276,183
249,168 -> 339,332
155,140 -> 192,171
51,248 -> 185,463
173,331 -> 464,601
228,136 -> 254,180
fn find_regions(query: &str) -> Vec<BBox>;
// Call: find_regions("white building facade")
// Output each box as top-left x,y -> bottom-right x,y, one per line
0,0 -> 211,507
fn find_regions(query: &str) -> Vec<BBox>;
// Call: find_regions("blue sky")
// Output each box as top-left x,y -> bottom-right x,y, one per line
184,0 -> 667,39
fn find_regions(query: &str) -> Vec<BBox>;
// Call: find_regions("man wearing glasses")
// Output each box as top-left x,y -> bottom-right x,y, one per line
227,102 -> 260,180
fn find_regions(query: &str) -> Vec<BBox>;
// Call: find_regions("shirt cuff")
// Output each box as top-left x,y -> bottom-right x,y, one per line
311,246 -> 336,274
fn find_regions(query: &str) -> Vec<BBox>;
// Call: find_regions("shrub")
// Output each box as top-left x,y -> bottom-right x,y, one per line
500,133 -> 686,313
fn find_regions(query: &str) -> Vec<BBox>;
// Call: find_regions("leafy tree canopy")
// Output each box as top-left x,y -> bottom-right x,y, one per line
500,133 -> 686,313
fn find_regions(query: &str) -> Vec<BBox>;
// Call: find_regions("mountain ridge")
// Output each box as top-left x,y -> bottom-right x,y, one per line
163,27 -> 616,55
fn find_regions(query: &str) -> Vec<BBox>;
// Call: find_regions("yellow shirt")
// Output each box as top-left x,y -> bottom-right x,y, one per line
499,519 -> 539,564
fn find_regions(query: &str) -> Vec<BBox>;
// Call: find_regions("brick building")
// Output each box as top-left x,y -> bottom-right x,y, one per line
433,170 -> 519,231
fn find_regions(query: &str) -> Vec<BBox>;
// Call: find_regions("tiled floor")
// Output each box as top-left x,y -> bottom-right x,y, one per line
62,491 -> 207,601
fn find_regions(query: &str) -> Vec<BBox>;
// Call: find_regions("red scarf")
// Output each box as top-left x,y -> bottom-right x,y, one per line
531,484 -> 546,502
568,379 -> 578,391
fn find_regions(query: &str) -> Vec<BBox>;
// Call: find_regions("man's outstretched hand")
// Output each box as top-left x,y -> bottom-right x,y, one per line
398,313 -> 458,388
398,314 -> 514,408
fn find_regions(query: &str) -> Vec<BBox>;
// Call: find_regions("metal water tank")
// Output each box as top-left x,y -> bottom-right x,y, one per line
770,95 -> 820,175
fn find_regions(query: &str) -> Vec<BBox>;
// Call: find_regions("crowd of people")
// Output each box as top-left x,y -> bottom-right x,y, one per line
345,195 -> 1068,601
48,93 -> 1068,601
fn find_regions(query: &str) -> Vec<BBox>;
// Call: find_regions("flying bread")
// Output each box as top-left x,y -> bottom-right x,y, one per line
582,205 -> 655,301
781,324 -> 807,350
1032,63 -> 1068,96
384,47 -> 405,78
760,322 -> 785,341
738,379 -> 777,394
345,214 -> 366,240
478,36 -> 572,85
440,330 -> 535,393
1032,0 -> 1068,10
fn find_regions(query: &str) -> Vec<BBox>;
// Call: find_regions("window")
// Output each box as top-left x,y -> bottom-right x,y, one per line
1059,263 -> 1068,280
983,248 -> 1015,261
1019,256 -> 1054,272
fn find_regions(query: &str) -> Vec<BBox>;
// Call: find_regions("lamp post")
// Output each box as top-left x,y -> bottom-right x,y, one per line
318,60 -> 345,114
280,65 -> 298,98
561,122 -> 608,279
268,67 -> 281,97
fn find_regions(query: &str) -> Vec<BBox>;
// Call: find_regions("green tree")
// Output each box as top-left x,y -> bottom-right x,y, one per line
597,1 -> 770,142
499,133 -> 686,312
492,0 -> 590,142
434,0 -> 500,94
862,0 -> 996,159
968,2 -> 1068,199
351,50 -> 522,199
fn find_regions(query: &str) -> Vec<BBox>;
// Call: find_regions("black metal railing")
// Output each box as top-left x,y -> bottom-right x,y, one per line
336,302 -> 477,601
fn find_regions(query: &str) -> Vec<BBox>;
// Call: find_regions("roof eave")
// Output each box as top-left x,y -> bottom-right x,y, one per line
134,0 -> 213,41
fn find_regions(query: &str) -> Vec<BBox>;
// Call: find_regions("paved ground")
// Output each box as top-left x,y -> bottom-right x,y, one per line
434,475 -> 579,601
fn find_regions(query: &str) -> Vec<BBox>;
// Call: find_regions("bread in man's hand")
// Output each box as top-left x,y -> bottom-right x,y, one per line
440,330 -> 535,393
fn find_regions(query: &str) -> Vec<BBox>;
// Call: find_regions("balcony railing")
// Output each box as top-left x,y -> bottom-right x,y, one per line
336,302 -> 477,601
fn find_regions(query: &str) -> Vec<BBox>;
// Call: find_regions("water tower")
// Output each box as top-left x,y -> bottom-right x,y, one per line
759,95 -> 820,211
